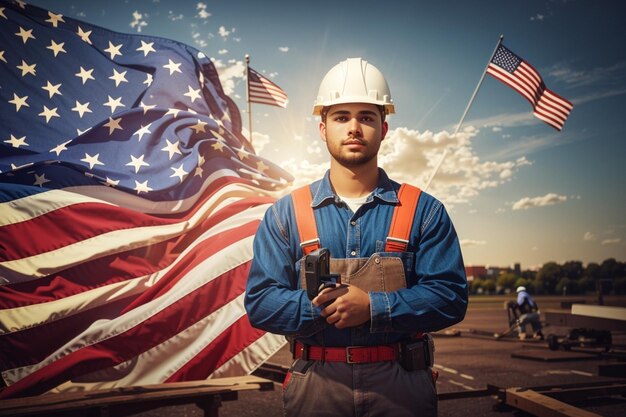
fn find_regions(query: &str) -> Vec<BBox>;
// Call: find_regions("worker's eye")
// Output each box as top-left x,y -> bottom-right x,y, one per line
359,116 -> 374,122
334,116 -> 348,122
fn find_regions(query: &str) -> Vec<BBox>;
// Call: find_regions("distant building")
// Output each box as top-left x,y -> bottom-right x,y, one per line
465,266 -> 487,281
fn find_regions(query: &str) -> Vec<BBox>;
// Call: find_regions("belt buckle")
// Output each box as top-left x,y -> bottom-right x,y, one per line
346,346 -> 356,364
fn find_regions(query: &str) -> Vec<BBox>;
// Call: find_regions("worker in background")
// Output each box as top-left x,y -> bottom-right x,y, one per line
516,286 -> 544,340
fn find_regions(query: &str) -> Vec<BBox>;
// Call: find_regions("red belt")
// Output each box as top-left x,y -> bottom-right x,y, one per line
293,341 -> 399,364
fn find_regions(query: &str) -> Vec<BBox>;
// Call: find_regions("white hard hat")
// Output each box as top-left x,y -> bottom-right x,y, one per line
516,286 -> 526,293
312,57 -> 395,116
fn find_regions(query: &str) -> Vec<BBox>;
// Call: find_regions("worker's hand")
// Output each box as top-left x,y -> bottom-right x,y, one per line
312,284 -> 370,329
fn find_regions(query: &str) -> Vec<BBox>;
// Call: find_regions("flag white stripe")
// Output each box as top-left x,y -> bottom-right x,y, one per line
1,185 -> 269,278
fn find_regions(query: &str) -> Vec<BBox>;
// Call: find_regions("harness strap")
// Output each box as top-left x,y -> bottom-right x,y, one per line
384,184 -> 422,252
291,183 -> 422,254
291,185 -> 320,255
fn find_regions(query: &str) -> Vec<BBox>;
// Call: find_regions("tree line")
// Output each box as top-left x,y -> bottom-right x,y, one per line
469,258 -> 626,295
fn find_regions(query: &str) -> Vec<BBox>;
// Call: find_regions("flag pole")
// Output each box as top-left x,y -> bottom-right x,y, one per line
245,54 -> 253,147
423,34 -> 504,191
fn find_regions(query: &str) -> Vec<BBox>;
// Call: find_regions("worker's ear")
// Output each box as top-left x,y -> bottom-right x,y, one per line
319,121 -> 327,142
381,121 -> 388,141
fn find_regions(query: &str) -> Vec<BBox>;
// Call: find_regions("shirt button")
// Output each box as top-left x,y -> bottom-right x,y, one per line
350,250 -> 357,256
375,257 -> 381,264
350,221 -> 356,226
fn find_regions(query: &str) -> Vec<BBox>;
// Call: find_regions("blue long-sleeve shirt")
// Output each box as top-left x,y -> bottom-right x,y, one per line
245,169 -> 467,347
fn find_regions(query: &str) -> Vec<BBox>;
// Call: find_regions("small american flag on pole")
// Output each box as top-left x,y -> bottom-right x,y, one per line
487,44 -> 573,131
247,67 -> 288,108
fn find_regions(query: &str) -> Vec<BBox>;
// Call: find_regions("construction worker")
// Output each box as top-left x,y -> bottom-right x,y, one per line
245,58 -> 468,417
515,286 -> 544,340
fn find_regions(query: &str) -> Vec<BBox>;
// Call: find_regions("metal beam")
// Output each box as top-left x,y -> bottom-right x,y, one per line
544,310 -> 626,331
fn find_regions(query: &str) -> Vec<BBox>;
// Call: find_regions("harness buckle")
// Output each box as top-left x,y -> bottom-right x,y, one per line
385,236 -> 409,252
300,238 -> 320,255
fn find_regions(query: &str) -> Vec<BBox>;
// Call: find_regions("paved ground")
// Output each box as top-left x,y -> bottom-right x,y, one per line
135,300 -> 626,417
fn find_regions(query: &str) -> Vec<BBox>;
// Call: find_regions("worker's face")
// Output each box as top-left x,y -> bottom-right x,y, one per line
320,103 -> 388,167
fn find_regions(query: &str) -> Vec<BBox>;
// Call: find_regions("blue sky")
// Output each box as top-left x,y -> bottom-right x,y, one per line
26,0 -> 626,269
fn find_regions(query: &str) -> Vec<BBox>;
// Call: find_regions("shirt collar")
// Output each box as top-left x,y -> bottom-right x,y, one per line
311,168 -> 399,207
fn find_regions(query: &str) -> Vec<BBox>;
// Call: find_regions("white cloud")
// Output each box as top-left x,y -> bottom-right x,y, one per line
250,131 -> 270,153
212,59 -> 245,95
548,61 -> 626,88
196,2 -> 211,19
279,158 -> 330,190
168,11 -> 184,21
530,14 -> 545,21
218,49 -> 228,55
584,232 -> 597,241
218,26 -> 232,38
130,10 -> 148,32
378,127 -> 531,206
279,47 -> 289,53
460,239 -> 486,247
511,193 -> 567,210
601,238 -> 622,245
270,127 -> 531,206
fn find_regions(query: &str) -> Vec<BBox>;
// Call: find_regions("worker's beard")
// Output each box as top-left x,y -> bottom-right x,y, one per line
324,134 -> 380,167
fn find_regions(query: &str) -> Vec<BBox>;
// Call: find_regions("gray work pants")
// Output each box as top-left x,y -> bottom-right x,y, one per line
283,359 -> 437,417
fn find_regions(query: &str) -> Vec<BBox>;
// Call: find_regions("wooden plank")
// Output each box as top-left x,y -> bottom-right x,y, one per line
506,387 -> 602,417
540,383 -> 626,403
511,348 -> 596,362
0,376 -> 274,417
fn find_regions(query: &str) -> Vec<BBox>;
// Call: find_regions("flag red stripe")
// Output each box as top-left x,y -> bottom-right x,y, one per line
533,111 -> 562,131
535,96 -> 569,123
0,202 -> 180,261
249,97 -> 288,107
533,103 -> 566,128
0,236 -> 176,309
542,89 -> 573,113
543,88 -> 573,110
517,62 -> 542,88
249,82 -> 287,98
518,61 -> 543,86
166,314 -> 266,381
536,96 -> 569,120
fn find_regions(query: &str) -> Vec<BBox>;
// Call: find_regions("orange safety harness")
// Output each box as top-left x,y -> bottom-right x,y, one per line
291,183 -> 422,255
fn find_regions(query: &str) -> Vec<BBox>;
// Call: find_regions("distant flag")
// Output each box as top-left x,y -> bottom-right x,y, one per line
487,44 -> 573,131
424,36 -> 574,190
247,66 -> 289,108
0,0 -> 292,398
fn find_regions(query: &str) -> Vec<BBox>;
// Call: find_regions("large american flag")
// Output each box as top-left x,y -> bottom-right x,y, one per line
0,0 -> 291,398
247,66 -> 288,108
487,44 -> 573,131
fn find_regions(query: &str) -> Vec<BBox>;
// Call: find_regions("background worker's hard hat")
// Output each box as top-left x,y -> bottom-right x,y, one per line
516,286 -> 526,293
312,57 -> 395,116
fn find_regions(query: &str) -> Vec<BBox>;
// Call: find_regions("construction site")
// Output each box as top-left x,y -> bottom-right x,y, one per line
2,295 -> 624,417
